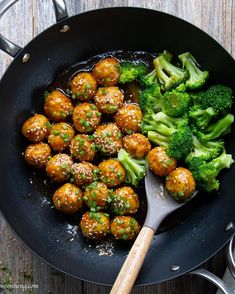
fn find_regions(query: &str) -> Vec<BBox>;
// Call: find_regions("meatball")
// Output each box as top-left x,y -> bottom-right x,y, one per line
115,104 -> 143,134
22,114 -> 50,142
24,142 -> 51,168
123,133 -> 151,159
92,57 -> 120,86
70,72 -> 97,101
44,90 -> 73,122
147,147 -> 177,177
98,159 -> 126,188
110,216 -> 140,240
72,102 -> 101,133
166,167 -> 196,201
111,187 -> 139,215
94,123 -> 122,156
53,183 -> 83,214
69,134 -> 96,162
80,211 -> 110,240
71,162 -> 100,187
46,154 -> 73,182
94,86 -> 124,114
48,122 -> 75,152
83,182 -> 110,210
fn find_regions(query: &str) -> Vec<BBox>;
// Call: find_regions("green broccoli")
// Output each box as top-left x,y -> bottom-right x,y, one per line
186,136 -> 224,162
167,125 -> 193,160
117,149 -> 146,187
141,112 -> 176,135
147,125 -> 193,160
141,111 -> 181,134
138,83 -> 162,113
196,113 -> 234,141
162,87 -> 191,117
153,51 -> 188,90
188,151 -> 234,192
147,131 -> 170,148
139,69 -> 158,88
142,111 -> 193,160
189,105 -> 217,130
200,84 -> 233,114
119,61 -> 148,84
178,52 -> 209,89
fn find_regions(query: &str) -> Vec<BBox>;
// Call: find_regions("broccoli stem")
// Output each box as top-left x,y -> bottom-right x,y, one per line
147,131 -> 170,147
117,149 -> 146,187
212,153 -> 234,171
154,51 -> 188,90
178,52 -> 209,89
205,113 -> 234,140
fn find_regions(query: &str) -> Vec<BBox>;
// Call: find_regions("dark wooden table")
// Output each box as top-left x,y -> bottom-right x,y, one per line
0,0 -> 234,293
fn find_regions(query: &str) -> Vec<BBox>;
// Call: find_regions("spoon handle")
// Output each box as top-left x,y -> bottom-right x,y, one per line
110,226 -> 155,294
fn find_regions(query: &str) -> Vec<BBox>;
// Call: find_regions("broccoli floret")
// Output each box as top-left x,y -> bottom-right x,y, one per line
188,152 -> 234,192
139,69 -> 158,88
178,52 -> 209,89
200,85 -> 233,114
119,61 -> 148,84
147,131 -> 170,148
162,87 -> 191,117
141,111 -> 176,135
153,51 -> 188,90
196,113 -> 234,141
147,125 -> 193,160
117,149 -> 146,187
189,105 -> 217,130
167,125 -> 193,160
143,111 -> 192,160
141,111 -> 183,134
153,111 -> 188,127
138,83 -> 162,113
186,136 -> 224,162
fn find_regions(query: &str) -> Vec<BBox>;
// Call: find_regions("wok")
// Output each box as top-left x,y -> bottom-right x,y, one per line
0,0 -> 235,290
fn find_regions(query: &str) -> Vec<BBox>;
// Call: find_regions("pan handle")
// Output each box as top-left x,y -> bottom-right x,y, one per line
189,234 -> 235,294
0,0 -> 21,57
0,0 -> 68,57
52,0 -> 68,22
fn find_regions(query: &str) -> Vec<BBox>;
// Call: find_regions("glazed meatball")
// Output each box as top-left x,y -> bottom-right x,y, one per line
111,187 -> 139,215
115,104 -> 143,134
53,183 -> 83,214
94,86 -> 124,114
22,114 -> 50,142
94,123 -> 122,156
80,211 -> 110,240
48,122 -> 75,152
69,134 -> 96,162
93,57 -> 120,86
110,216 -> 140,240
72,102 -> 101,133
166,167 -> 196,201
70,72 -> 97,101
123,133 -> 151,159
46,154 -> 73,182
147,147 -> 177,176
83,182 -> 110,210
44,90 -> 73,122
71,162 -> 100,187
98,159 -> 126,188
24,142 -> 51,168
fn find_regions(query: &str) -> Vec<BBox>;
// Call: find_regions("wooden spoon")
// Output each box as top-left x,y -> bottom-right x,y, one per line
110,167 -> 197,294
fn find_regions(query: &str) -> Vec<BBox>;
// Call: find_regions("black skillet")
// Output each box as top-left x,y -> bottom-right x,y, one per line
0,0 -> 235,291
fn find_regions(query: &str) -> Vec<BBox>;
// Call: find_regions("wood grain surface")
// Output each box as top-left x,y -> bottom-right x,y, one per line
0,0 -> 234,293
